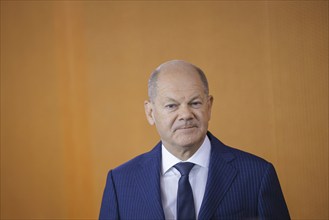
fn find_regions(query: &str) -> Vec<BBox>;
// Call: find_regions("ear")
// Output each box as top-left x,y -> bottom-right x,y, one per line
144,100 -> 155,125
207,95 -> 214,119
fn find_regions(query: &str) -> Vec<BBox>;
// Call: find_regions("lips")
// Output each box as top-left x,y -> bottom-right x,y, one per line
174,125 -> 197,132
180,126 -> 195,129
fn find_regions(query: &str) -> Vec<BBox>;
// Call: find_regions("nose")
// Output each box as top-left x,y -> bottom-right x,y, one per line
178,105 -> 194,121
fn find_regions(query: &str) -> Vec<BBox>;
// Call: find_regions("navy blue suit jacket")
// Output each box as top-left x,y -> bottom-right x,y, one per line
100,132 -> 290,219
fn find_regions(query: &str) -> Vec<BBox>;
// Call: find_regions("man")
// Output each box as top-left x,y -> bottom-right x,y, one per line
100,60 -> 290,219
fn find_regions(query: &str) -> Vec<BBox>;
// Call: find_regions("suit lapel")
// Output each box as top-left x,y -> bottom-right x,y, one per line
198,133 -> 238,219
134,143 -> 165,219
132,134 -> 237,219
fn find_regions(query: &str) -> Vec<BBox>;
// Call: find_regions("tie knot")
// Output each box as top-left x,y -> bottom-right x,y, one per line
174,162 -> 195,176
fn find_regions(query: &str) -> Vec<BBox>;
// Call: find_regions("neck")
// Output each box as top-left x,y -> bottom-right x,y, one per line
163,142 -> 201,161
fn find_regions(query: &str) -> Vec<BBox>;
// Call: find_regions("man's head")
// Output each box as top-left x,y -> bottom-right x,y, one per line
144,60 -> 213,159
148,60 -> 209,102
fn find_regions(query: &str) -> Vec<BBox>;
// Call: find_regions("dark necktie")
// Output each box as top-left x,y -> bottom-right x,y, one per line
174,162 -> 196,220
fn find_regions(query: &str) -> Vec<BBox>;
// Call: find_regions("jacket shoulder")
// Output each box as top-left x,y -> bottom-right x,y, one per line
110,142 -> 161,175
208,132 -> 272,169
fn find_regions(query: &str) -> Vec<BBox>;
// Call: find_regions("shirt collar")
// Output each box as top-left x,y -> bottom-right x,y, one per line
161,135 -> 211,175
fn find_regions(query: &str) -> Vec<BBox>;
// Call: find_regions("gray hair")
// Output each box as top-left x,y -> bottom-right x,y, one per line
148,62 -> 209,101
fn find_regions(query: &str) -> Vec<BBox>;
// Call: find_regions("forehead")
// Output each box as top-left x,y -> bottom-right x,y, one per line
155,68 -> 205,99
157,64 -> 203,85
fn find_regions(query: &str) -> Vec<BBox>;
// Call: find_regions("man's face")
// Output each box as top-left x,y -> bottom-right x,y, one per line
145,67 -> 213,153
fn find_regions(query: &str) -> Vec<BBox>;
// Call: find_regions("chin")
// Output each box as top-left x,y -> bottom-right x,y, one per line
176,135 -> 203,149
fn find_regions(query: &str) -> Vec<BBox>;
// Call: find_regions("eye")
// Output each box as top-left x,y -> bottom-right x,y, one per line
191,101 -> 202,108
165,104 -> 178,110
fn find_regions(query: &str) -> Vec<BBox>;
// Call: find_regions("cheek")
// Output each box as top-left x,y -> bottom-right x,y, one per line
154,112 -> 175,128
164,115 -> 176,128
197,110 -> 211,123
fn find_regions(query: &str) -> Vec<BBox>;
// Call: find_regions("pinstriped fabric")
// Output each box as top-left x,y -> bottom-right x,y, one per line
198,133 -> 290,219
258,163 -> 290,219
100,132 -> 290,220
100,144 -> 165,219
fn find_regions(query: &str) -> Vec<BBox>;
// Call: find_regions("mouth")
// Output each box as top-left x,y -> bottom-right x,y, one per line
175,126 -> 197,132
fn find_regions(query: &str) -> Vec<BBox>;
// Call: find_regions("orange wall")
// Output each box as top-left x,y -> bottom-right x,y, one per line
1,1 -> 328,219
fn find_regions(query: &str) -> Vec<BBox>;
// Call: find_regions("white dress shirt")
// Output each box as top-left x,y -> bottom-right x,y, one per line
160,136 -> 211,220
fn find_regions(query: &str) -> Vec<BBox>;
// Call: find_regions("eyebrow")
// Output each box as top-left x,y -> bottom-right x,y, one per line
163,95 -> 203,103
163,97 -> 178,103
